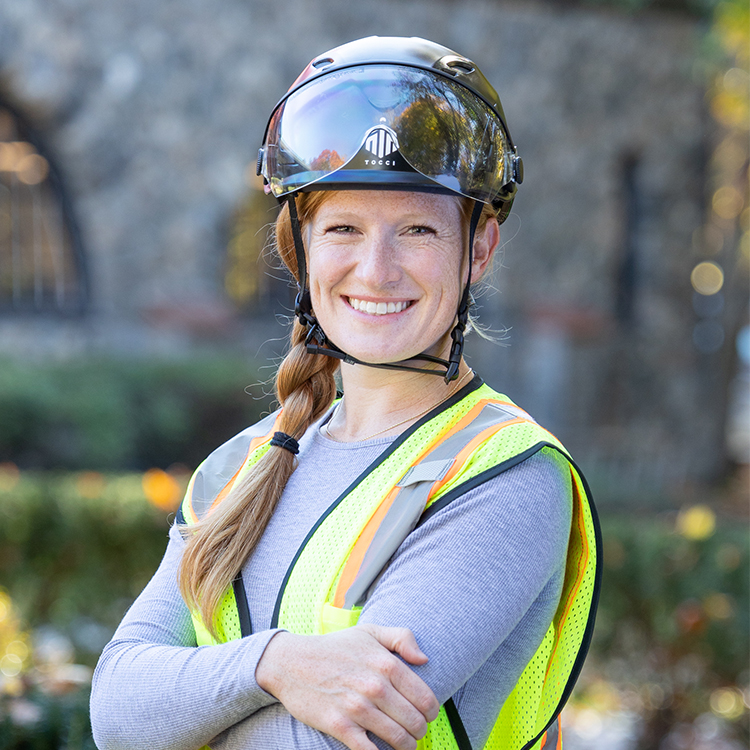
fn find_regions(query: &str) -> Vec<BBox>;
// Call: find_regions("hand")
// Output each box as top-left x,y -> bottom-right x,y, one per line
255,624 -> 440,750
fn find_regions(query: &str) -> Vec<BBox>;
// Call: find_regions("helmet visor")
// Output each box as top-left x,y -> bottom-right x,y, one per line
261,65 -> 513,204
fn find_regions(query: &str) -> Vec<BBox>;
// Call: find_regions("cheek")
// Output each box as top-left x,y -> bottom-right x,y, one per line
420,255 -> 463,302
308,263 -> 345,320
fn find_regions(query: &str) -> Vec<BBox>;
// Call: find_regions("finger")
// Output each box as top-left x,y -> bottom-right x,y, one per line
342,695 -> 420,750
354,649 -> 438,730
387,660 -> 440,724
367,677 -> 430,741
327,718 -> 381,750
356,625 -> 439,723
360,624 -> 428,665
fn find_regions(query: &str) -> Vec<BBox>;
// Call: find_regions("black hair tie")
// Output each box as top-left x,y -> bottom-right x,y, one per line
270,431 -> 299,455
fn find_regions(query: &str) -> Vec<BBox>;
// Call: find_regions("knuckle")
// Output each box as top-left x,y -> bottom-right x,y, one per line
369,679 -> 389,702
413,716 -> 429,739
343,692 -> 369,717
360,675 -> 387,701
389,726 -> 415,750
419,693 -> 439,715
394,626 -> 413,643
373,655 -> 395,677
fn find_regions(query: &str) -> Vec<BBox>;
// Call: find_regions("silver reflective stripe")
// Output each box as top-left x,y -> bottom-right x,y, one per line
399,458 -> 453,486
543,717 -> 560,749
344,403 -> 521,608
188,410 -> 279,520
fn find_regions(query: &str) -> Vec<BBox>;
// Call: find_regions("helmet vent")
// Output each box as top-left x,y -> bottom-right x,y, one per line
312,57 -> 334,69
439,56 -> 475,75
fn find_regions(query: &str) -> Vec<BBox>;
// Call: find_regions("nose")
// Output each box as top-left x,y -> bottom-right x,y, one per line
355,232 -> 402,288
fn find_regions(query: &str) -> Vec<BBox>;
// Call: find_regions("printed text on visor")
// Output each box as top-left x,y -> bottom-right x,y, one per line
259,65 -> 514,204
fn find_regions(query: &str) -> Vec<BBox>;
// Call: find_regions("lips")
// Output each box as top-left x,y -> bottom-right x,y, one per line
347,297 -> 412,315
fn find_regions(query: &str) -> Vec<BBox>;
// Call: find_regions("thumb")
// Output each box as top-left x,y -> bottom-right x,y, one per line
358,624 -> 429,665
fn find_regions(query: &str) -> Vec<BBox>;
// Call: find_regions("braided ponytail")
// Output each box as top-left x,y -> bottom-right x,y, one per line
179,193 -> 337,639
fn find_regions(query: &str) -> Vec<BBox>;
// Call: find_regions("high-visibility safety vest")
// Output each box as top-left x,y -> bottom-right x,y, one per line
178,379 -> 601,750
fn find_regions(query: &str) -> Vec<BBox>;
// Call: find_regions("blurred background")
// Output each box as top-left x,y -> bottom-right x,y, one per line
0,0 -> 747,747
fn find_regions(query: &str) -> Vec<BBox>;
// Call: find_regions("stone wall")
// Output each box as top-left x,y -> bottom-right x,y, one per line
0,0 -> 728,488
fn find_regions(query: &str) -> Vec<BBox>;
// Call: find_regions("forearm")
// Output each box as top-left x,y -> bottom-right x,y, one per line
91,631 -> 281,750
90,526 -> 281,750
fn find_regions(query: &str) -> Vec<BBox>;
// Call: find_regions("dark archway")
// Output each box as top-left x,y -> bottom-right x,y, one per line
0,100 -> 88,315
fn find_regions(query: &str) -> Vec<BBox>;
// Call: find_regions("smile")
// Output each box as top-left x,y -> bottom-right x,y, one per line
347,297 -> 412,315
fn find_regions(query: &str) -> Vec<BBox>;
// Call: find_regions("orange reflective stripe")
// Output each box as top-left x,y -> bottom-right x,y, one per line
425,401 -> 553,504
544,469 -> 589,680
182,471 -> 200,524
428,417 -> 526,500
332,485 -> 401,607
417,398 -> 523,462
187,414 -> 282,522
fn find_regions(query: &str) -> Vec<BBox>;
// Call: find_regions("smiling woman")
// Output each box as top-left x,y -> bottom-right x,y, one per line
91,36 -> 600,750
306,191 -> 495,377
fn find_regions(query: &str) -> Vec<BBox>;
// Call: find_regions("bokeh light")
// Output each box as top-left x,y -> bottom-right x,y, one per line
0,652 -> 22,677
712,186 -> 744,220
703,592 -> 734,620
676,505 -> 716,540
0,141 -> 35,172
0,462 -> 20,492
690,261 -> 724,295
710,687 -> 745,720
17,152 -> 49,185
6,639 -> 29,660
142,468 -> 182,511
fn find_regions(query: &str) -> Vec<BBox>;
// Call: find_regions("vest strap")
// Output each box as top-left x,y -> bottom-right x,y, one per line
337,401 -> 531,610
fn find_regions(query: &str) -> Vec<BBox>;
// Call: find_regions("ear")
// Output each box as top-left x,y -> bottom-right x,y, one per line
471,216 -> 499,281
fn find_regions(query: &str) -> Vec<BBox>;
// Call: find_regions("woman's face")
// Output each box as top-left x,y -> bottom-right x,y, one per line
306,190 -> 496,366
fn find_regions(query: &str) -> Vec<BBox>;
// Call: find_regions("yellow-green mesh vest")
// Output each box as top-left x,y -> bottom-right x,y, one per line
179,380 -> 601,750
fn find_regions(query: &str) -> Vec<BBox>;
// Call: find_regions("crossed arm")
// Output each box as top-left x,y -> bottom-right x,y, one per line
91,451 -> 571,750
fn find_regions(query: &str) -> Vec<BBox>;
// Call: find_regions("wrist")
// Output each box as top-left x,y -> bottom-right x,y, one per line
255,630 -> 292,697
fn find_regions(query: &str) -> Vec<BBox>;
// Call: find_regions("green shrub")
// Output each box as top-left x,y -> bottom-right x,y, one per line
596,512 -> 749,682
0,356 -> 274,471
0,470 -> 173,642
584,510 -> 749,747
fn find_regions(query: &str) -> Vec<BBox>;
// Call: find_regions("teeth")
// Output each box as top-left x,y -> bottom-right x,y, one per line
349,298 -> 410,315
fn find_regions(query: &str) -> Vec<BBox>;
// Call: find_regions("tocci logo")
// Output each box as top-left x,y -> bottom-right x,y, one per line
364,127 -> 398,165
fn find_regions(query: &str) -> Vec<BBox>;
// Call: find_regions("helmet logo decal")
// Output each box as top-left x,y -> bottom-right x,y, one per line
364,126 -> 398,162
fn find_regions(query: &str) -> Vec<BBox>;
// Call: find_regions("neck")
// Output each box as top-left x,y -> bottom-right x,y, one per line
326,359 -> 474,443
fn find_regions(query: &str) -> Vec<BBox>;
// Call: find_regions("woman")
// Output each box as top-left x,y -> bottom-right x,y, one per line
91,36 -> 600,750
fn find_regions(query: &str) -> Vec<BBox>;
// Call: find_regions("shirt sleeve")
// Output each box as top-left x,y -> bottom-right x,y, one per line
90,524 -> 283,750
207,448 -> 573,750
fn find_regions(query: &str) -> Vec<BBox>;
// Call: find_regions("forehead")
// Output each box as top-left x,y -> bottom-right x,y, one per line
310,190 -> 463,222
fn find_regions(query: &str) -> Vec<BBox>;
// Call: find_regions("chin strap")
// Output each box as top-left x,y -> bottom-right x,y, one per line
289,193 -> 483,384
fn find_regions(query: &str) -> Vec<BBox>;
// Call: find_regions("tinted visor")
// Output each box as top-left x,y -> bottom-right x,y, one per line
261,65 -> 513,203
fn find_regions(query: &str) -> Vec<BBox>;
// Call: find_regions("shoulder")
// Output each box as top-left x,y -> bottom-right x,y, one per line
424,446 -> 573,532
176,409 -> 281,524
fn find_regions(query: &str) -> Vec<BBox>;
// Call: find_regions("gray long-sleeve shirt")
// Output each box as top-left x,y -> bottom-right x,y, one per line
91,410 -> 572,750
